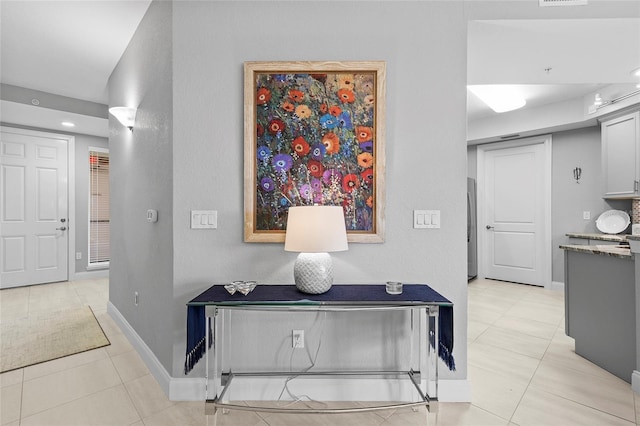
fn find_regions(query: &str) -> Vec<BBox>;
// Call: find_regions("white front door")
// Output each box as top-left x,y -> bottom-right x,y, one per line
1,128 -> 70,288
478,137 -> 551,287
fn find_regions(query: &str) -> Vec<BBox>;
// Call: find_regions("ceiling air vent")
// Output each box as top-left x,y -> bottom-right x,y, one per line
539,0 -> 587,6
500,134 -> 521,140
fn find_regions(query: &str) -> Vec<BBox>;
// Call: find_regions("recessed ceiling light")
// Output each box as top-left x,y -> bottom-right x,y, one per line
468,85 -> 527,113
61,121 -> 75,127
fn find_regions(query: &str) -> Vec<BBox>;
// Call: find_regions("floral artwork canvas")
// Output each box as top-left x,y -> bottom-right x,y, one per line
244,61 -> 386,243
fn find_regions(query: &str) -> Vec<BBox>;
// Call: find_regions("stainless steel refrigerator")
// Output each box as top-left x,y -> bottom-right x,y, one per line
468,178 -> 477,280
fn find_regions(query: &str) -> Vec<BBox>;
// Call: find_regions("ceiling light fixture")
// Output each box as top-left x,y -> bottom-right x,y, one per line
61,121 -> 75,127
109,106 -> 137,131
468,85 -> 527,113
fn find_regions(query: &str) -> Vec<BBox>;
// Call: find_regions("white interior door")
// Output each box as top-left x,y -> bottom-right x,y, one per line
478,137 -> 551,287
1,128 -> 69,288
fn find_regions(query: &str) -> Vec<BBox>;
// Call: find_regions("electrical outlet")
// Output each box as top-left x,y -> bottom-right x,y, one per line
134,291 -> 139,306
292,330 -> 304,348
75,252 -> 82,260
583,211 -> 591,220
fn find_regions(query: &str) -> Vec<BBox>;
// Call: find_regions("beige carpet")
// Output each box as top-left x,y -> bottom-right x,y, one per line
1,305 -> 110,373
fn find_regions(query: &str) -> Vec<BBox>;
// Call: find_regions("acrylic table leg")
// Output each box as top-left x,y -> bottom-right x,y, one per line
205,308 -> 218,415
426,305 -> 439,413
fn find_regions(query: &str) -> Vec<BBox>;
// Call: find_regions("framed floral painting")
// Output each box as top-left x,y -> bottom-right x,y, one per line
244,61 -> 386,243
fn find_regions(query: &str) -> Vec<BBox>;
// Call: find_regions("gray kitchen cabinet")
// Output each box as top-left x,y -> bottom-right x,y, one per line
564,249 -> 635,382
602,111 -> 640,199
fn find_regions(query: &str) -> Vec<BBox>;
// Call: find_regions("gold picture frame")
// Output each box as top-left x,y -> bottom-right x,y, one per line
244,61 -> 386,243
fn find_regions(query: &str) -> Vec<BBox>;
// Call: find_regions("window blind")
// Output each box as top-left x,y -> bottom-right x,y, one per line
89,150 -> 110,265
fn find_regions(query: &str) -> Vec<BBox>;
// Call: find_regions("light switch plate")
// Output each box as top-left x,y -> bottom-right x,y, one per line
414,210 -> 440,229
191,210 -> 217,229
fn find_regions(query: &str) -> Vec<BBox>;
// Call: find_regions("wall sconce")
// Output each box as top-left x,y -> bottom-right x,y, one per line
573,167 -> 582,184
109,106 -> 137,131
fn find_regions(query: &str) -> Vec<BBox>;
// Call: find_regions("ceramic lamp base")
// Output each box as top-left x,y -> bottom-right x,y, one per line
294,252 -> 333,294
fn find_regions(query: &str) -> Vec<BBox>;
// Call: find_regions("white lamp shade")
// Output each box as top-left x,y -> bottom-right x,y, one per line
109,106 -> 137,129
284,206 -> 348,253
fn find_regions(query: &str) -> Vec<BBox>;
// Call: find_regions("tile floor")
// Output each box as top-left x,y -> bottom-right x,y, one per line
1,277 -> 638,425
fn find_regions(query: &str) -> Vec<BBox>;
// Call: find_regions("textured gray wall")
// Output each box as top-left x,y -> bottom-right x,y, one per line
108,0 -> 640,386
108,0 -> 175,372
170,1 -> 468,380
551,127 -> 630,283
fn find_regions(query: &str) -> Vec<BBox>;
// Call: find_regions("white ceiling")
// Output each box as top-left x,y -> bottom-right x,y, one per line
1,0 -> 152,104
0,0 -> 151,137
0,2 -> 638,136
467,18 -> 640,121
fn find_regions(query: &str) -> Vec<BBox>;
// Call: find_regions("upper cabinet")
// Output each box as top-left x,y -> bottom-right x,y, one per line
602,111 -> 640,199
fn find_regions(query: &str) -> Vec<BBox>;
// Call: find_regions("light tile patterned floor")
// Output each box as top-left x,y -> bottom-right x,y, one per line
1,278 -> 638,425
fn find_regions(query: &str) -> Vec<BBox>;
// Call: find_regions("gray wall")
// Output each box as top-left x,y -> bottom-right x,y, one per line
108,0 -> 175,371
108,0 -> 640,387
110,0 -> 469,381
171,0 -> 468,379
0,122 -> 108,273
551,127 -> 630,282
468,126 -> 631,284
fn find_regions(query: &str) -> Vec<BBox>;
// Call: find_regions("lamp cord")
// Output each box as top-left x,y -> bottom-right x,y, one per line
276,311 -> 328,408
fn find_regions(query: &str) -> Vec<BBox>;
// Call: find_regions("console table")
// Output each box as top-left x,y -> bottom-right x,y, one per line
185,284 -> 454,415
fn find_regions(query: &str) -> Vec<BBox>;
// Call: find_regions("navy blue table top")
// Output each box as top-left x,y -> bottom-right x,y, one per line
184,283 -> 456,374
187,283 -> 453,306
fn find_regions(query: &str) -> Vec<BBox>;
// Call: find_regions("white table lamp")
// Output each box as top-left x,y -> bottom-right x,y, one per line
284,206 -> 348,294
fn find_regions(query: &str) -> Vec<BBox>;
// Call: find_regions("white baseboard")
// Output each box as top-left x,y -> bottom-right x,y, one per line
107,302 -> 178,399
632,370 -> 640,394
551,281 -> 564,292
438,378 -> 472,402
74,269 -> 109,280
107,302 -> 470,402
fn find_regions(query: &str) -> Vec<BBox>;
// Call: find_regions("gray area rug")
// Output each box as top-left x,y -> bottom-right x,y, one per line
1,305 -> 110,372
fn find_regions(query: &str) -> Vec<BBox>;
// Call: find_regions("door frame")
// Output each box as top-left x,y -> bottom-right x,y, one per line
476,135 -> 552,289
1,126 -> 76,284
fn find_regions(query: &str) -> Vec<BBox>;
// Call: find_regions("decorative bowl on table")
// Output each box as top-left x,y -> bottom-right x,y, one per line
224,281 -> 257,295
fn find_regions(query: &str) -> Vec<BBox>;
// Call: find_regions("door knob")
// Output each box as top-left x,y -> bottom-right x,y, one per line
486,225 -> 494,230
56,226 -> 67,231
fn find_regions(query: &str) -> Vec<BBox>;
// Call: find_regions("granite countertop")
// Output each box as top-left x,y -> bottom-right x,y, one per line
560,244 -> 632,259
566,233 -> 629,242
627,235 -> 640,241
